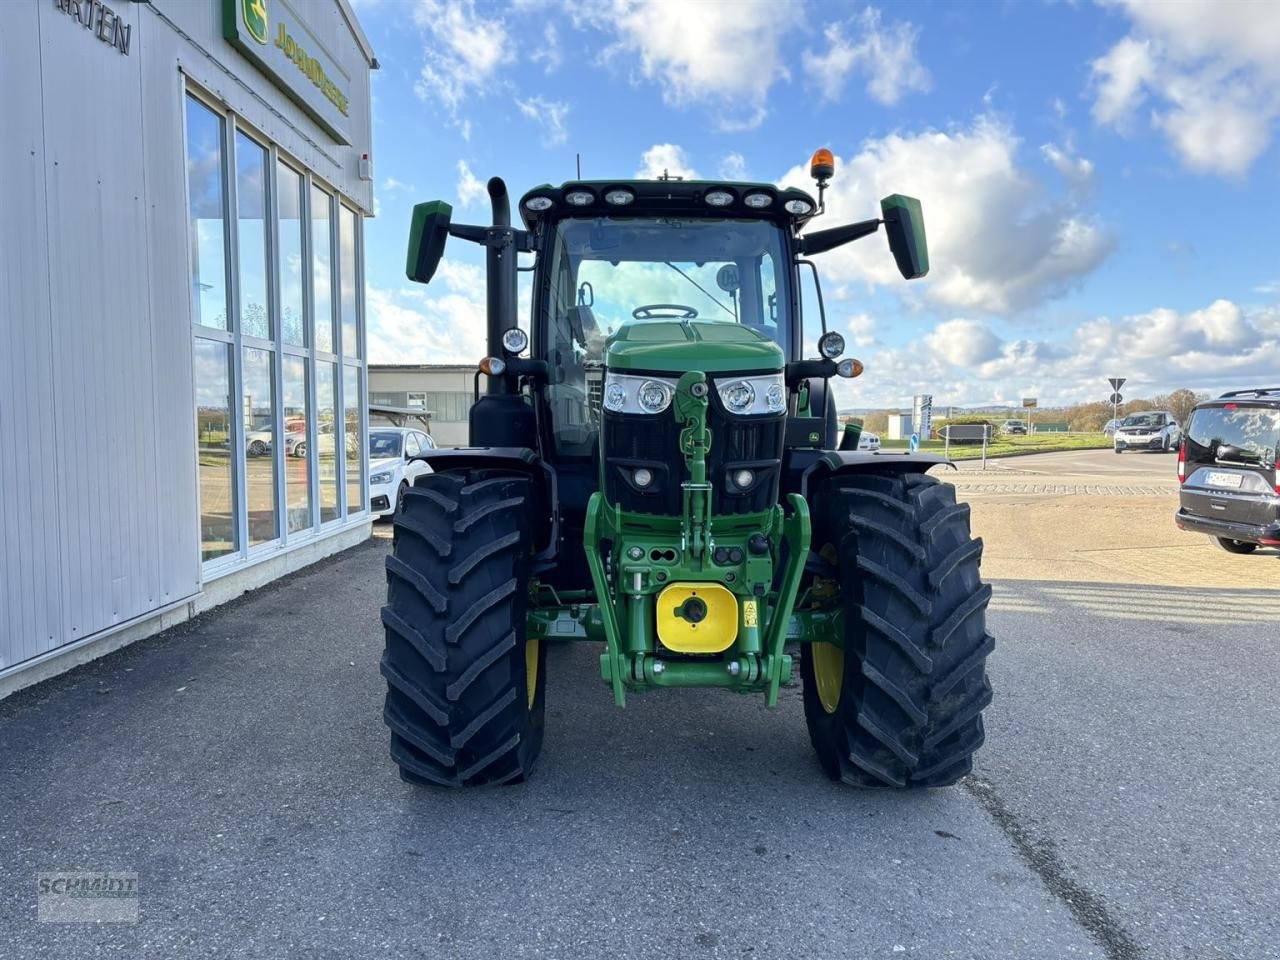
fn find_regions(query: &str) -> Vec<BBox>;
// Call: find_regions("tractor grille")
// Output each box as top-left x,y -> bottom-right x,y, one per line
602,395 -> 784,517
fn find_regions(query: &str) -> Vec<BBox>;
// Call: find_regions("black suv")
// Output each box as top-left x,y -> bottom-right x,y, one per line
1175,387 -> 1280,554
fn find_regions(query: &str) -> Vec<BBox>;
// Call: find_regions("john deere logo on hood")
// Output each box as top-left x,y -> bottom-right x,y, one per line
243,0 -> 268,44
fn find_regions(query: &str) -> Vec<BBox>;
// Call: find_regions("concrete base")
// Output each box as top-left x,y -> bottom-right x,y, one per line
0,520 -> 372,701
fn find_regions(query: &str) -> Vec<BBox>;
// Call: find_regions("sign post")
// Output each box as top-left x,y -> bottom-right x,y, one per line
1021,397 -> 1037,434
1107,377 -> 1126,449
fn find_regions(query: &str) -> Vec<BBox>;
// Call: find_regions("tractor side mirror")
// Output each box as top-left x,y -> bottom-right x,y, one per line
880,194 -> 929,280
405,200 -> 452,284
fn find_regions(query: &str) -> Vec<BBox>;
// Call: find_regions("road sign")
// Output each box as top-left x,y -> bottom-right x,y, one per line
912,394 -> 933,438
1022,397 -> 1037,408
1108,377 -> 1126,391
1109,392 -> 1123,405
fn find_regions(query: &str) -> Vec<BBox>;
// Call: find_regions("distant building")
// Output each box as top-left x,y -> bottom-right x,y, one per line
368,365 -> 476,446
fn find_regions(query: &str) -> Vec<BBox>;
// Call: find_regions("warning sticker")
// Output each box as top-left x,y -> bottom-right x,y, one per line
743,600 -> 758,627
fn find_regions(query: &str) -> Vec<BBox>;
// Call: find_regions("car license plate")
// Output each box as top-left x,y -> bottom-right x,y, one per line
1206,471 -> 1243,489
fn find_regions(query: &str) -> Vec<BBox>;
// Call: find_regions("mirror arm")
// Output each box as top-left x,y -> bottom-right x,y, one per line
448,222 -> 534,252
786,358 -> 836,386
797,218 -> 881,256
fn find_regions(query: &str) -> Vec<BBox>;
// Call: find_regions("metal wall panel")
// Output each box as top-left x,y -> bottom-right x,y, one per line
0,2 -> 63,669
0,0 -> 373,674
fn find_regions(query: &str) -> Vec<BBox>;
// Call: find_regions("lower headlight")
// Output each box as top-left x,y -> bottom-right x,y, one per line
714,372 -> 785,416
369,471 -> 393,485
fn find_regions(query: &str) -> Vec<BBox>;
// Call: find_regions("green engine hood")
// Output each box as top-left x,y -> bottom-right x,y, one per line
605,321 -> 784,374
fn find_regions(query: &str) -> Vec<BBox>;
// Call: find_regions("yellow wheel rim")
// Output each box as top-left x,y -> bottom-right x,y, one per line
811,642 -> 843,714
525,637 -> 540,709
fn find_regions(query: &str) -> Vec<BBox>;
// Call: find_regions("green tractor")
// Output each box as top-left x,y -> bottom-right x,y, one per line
381,151 -> 992,788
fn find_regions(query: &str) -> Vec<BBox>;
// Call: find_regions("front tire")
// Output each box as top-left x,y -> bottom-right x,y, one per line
801,472 -> 993,788
1216,537 -> 1257,554
380,470 -> 546,786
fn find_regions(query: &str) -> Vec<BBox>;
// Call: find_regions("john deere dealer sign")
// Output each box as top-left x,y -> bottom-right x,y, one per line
223,0 -> 351,144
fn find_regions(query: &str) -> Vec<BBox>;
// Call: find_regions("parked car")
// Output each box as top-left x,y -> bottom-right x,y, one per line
1174,388 -> 1280,554
1113,410 -> 1181,452
1102,418 -> 1119,437
1001,419 -> 1027,435
368,428 -> 435,519
293,422 -> 357,459
245,428 -> 272,457
857,430 -> 881,452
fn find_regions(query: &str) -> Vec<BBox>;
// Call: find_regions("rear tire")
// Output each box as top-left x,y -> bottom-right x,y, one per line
801,472 -> 993,788
1215,537 -> 1258,554
380,469 -> 546,786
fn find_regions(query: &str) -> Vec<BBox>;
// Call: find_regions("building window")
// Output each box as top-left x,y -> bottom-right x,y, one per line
193,339 -> 236,561
316,361 -> 340,524
242,346 -> 277,545
344,365 -> 362,515
185,98 -> 229,331
311,185 -> 334,355
236,132 -> 270,340
184,89 -> 367,574
278,162 -> 306,348
407,392 -> 426,408
282,355 -> 312,533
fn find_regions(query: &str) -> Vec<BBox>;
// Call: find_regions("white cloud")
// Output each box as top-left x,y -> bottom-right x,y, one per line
719,152 -> 749,181
366,261 -> 488,365
831,298 -> 1280,408
636,143 -> 698,180
456,160 -> 487,208
1040,142 -> 1095,194
1089,0 -> 1280,176
846,313 -> 878,349
413,0 -> 514,131
531,22 -> 562,72
778,117 -> 1112,315
803,7 -> 931,107
381,177 -> 415,193
578,0 -> 793,130
515,95 -> 570,146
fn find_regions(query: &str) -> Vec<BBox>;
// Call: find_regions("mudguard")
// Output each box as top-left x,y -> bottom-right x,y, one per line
411,447 -> 559,563
797,449 -> 953,499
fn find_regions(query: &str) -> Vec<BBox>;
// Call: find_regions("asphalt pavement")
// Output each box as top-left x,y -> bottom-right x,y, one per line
986,447 -> 1180,479
2,521 -> 1276,959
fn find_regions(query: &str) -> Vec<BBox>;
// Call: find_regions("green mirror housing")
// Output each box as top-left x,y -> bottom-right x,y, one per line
880,194 -> 928,280
405,200 -> 452,284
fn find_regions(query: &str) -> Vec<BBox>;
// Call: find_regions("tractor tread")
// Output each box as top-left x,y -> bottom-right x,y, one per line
801,472 -> 993,791
385,553 -> 447,614
380,470 -> 544,787
446,630 -> 517,702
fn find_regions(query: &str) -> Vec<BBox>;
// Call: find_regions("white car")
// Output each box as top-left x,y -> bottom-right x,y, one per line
1113,410 -> 1181,453
368,428 -> 435,519
858,430 -> 881,451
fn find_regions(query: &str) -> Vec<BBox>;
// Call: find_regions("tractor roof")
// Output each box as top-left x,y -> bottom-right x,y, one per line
517,179 -> 818,230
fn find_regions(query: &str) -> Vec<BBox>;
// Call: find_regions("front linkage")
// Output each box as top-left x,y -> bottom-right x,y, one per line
572,370 -> 811,707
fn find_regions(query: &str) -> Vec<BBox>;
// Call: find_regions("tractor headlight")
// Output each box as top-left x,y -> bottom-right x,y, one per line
638,380 -> 673,413
602,373 -> 677,415
818,331 -> 845,359
720,380 -> 756,413
501,327 -> 528,354
714,372 -> 785,416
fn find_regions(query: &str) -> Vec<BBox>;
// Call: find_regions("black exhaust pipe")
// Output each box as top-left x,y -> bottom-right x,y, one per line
486,177 -> 515,394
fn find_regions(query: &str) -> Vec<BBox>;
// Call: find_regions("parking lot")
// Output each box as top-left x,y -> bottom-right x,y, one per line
2,451 -> 1277,959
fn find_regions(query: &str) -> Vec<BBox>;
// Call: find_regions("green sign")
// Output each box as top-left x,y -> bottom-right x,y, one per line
223,0 -> 352,145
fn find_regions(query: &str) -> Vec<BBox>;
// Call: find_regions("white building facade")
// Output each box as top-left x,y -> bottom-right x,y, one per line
0,0 -> 375,695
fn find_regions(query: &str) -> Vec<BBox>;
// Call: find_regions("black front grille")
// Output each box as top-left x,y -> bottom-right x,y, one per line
603,393 -> 784,516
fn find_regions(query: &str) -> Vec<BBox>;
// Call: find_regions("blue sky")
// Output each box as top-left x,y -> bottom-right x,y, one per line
351,0 -> 1279,408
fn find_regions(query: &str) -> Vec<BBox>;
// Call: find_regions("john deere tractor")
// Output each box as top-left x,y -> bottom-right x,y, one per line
381,151 -> 993,788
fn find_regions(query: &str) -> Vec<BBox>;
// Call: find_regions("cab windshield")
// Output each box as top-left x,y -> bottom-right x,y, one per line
541,216 -> 792,455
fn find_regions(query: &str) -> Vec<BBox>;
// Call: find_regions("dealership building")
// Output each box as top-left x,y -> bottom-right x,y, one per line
0,0 -> 375,695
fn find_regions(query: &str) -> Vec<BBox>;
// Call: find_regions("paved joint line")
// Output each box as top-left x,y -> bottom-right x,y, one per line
964,775 -> 1145,960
